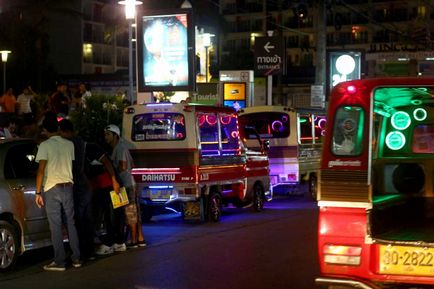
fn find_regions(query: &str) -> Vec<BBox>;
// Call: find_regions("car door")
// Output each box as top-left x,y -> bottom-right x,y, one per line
4,141 -> 50,241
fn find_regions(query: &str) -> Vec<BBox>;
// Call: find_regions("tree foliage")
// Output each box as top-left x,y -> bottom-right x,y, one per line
69,95 -> 128,144
0,0 -> 79,92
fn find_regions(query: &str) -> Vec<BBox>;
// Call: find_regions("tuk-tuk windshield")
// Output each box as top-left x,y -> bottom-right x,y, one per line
132,113 -> 186,141
238,112 -> 290,139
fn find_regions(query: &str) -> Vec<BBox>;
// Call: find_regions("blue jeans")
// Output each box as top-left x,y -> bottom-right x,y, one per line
45,183 -> 81,265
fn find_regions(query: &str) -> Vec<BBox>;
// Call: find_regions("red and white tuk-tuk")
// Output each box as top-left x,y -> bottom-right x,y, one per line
122,102 -> 271,222
317,77 -> 434,288
238,105 -> 326,199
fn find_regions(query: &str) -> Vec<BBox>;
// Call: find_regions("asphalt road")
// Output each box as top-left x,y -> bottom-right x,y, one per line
0,193 -> 319,289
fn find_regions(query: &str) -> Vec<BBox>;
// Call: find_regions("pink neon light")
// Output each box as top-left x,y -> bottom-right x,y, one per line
206,114 -> 217,125
271,120 -> 283,132
131,168 -> 182,174
318,118 -> 326,129
220,115 -> 232,125
347,85 -> 357,94
198,115 -> 205,126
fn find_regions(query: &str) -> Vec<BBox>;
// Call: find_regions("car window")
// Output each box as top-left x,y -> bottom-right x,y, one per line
332,106 -> 364,156
298,113 -> 313,144
198,112 -> 219,156
220,113 -> 241,156
4,142 -> 39,179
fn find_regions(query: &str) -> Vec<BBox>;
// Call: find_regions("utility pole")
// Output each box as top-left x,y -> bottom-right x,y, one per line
315,0 -> 327,102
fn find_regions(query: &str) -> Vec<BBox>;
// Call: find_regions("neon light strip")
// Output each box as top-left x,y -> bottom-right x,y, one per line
149,185 -> 174,189
318,201 -> 372,209
132,168 -> 181,173
165,207 -> 181,214
146,103 -> 173,107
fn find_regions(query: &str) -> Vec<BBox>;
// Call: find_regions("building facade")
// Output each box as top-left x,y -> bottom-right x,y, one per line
46,0 -> 130,76
219,0 -> 434,107
80,0 -> 130,75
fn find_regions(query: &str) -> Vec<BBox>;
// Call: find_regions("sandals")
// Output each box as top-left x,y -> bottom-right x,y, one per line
126,240 -> 147,248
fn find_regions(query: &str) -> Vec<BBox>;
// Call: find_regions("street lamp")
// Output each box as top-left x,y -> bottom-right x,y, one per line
202,33 -> 214,83
0,50 -> 11,93
118,0 -> 142,104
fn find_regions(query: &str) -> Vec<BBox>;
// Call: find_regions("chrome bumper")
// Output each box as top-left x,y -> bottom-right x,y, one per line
315,277 -> 381,289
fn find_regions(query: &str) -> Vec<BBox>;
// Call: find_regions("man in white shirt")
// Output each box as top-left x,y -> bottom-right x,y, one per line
16,86 -> 35,116
35,112 -> 81,271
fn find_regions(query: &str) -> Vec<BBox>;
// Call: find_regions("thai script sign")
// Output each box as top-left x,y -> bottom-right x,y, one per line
254,37 -> 285,76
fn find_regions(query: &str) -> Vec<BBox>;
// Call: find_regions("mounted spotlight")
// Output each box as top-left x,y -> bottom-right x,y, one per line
293,3 -> 308,19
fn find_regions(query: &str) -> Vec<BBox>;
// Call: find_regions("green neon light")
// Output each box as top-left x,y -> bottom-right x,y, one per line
374,108 -> 391,118
391,111 -> 411,130
373,194 -> 402,204
413,108 -> 427,121
385,131 -> 406,150
299,118 -> 307,123
344,106 -> 362,111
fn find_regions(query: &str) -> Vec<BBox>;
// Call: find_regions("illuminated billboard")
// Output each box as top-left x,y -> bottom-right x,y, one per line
223,82 -> 247,111
137,9 -> 195,92
326,49 -> 364,97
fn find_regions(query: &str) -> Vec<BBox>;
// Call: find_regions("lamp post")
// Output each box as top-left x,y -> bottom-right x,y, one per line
0,50 -> 11,94
119,0 -> 142,104
202,33 -> 214,83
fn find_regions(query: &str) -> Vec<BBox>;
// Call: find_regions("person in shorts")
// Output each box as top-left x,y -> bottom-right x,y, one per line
104,124 -> 146,248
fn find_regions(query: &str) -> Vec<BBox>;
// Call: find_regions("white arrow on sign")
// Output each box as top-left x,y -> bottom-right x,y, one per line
264,42 -> 275,53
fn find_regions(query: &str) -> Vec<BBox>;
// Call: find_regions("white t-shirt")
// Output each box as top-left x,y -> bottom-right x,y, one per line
36,135 -> 75,191
16,93 -> 33,114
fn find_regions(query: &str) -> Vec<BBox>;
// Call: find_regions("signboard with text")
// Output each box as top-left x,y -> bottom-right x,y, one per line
254,37 -> 285,76
192,83 -> 219,105
311,85 -> 325,108
326,49 -> 364,97
137,9 -> 195,92
223,82 -> 247,111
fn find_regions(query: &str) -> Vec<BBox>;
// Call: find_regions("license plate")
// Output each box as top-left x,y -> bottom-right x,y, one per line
148,189 -> 172,201
379,245 -> 434,276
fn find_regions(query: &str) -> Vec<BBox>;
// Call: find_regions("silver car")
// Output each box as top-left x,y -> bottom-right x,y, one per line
0,139 -> 51,271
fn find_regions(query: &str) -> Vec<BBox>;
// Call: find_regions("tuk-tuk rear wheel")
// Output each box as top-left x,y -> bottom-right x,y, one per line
208,192 -> 222,222
252,184 -> 264,212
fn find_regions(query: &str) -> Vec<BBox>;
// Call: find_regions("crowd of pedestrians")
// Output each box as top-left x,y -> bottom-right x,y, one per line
34,112 -> 147,271
0,82 -> 90,140
0,83 -> 147,271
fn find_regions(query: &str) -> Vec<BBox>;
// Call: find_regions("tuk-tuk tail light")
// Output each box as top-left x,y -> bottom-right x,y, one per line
323,244 -> 362,266
183,188 -> 197,195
